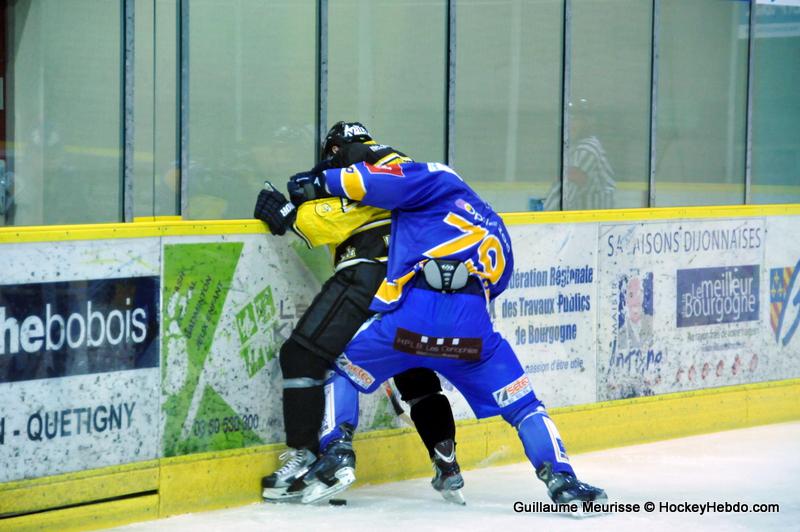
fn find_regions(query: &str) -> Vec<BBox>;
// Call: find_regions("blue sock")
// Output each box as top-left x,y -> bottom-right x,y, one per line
318,371 -> 360,452
516,409 -> 575,476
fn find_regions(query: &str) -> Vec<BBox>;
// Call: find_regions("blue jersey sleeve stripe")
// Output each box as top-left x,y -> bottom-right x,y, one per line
340,167 -> 368,200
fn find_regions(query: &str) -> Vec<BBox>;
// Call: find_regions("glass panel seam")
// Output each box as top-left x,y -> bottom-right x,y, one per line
123,0 -> 135,222
648,0 -> 660,207
560,0 -> 571,211
446,0 -> 456,165
745,0 -> 755,204
178,0 -> 189,216
317,0 -> 328,156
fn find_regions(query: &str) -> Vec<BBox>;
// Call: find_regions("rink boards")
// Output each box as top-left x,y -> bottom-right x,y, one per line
1,204 -> 800,530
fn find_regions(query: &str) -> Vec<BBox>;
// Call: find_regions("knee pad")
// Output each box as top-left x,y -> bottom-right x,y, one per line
279,338 -> 330,386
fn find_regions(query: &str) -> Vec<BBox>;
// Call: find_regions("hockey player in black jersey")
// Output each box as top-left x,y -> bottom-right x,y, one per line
254,121 -> 464,504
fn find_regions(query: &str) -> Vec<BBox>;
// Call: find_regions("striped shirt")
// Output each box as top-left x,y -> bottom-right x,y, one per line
544,135 -> 616,211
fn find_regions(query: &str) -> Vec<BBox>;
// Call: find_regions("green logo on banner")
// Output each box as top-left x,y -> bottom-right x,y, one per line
161,241 -> 265,456
235,285 -> 279,377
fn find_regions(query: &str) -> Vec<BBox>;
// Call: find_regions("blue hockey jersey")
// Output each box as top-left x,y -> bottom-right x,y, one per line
324,162 -> 515,313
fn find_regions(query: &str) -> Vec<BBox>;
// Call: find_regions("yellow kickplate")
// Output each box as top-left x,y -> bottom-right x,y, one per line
1,494 -> 159,532
0,461 -> 158,517
158,444 -> 284,517
1,379 -> 798,531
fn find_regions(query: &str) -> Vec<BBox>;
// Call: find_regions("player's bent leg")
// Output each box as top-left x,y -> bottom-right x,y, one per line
287,361 -> 374,505
441,336 -> 605,506
512,406 -> 606,507
490,341 -> 606,505
279,339 -> 329,452
393,368 -> 464,505
504,393 -> 607,506
293,309 -> 467,505
289,370 -> 379,505
393,368 -> 455,456
277,261 -> 383,453
263,263 -> 386,503
262,340 -> 328,502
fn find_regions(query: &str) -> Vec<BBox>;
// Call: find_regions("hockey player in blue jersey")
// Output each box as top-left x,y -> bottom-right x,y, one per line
285,154 -> 607,506
254,123 -> 464,504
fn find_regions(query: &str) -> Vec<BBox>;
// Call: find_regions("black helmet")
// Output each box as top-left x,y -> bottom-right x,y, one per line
320,121 -> 372,160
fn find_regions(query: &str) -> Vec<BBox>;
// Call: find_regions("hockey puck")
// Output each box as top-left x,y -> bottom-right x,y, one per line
328,498 -> 348,506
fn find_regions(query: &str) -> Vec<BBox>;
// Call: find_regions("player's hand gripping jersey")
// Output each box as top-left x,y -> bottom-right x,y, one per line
323,162 -> 515,312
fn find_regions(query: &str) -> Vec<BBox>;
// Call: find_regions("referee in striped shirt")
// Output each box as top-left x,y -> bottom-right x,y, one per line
545,98 -> 616,211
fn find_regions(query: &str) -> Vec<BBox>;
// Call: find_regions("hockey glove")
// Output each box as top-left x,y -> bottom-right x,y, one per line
253,182 -> 296,236
287,170 -> 328,207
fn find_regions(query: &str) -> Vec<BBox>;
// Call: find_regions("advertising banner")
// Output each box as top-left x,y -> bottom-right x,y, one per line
4,213 -> 798,482
597,218 -> 771,400
0,240 -> 161,482
476,224 -> 599,410
160,235 -> 399,457
764,216 -> 800,378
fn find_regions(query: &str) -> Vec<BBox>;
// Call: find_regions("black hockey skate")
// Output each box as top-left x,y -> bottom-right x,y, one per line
431,439 -> 466,505
287,424 -> 356,504
262,448 -> 316,502
536,461 -> 607,509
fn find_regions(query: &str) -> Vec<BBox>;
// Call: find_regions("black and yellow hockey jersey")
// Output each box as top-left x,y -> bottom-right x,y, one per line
291,142 -> 411,271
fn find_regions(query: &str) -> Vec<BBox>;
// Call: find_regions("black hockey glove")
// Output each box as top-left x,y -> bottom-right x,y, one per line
287,169 -> 329,207
253,182 -> 296,236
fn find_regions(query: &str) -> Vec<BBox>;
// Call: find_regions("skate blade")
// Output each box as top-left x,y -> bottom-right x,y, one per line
300,467 -> 356,504
439,488 -> 466,506
262,487 -> 303,503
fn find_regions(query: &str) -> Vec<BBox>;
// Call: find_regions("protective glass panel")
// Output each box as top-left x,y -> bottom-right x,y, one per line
654,0 -> 748,206
567,0 -> 651,210
3,0 -> 122,226
455,0 -> 563,213
187,0 -> 316,220
328,0 -> 446,164
752,3 -> 800,204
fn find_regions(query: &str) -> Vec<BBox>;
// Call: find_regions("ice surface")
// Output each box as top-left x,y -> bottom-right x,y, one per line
111,422 -> 800,531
